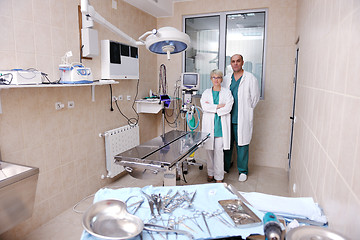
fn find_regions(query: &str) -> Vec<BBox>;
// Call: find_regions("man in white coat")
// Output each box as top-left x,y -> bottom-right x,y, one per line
222,54 -> 260,182
201,69 -> 234,183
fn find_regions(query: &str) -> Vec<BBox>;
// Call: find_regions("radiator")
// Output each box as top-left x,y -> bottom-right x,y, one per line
102,125 -> 139,178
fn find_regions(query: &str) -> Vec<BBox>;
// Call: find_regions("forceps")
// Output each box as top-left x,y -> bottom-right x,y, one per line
201,211 -> 212,237
141,190 -> 156,218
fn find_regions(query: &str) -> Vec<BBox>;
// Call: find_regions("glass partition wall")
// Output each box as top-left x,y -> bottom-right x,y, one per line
184,10 -> 267,98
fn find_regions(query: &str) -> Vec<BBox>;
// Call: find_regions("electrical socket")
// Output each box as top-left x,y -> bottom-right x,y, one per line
127,95 -> 131,101
55,102 -> 64,110
112,0 -> 117,9
112,96 -> 117,102
68,101 -> 75,109
118,95 -> 123,100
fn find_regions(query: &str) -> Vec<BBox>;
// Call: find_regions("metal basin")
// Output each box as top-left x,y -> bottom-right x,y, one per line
83,199 -> 144,240
0,161 -> 37,182
0,161 -> 39,234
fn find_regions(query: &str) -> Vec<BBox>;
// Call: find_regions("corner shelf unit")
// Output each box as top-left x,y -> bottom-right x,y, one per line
0,81 -> 118,114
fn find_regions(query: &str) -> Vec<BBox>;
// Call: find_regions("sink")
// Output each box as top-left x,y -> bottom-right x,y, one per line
0,162 -> 35,181
0,161 -> 39,234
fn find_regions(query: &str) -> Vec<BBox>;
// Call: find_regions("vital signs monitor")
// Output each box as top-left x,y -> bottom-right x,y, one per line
181,72 -> 199,91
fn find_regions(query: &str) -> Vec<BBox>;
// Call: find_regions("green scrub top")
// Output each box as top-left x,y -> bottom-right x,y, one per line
230,74 -> 242,124
212,89 -> 222,137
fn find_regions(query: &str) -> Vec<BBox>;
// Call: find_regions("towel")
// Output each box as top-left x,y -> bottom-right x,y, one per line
241,192 -> 327,224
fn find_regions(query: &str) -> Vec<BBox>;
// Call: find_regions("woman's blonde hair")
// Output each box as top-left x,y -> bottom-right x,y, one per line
210,69 -> 223,78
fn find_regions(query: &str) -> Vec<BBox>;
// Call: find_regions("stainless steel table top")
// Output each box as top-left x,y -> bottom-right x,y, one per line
114,130 -> 209,169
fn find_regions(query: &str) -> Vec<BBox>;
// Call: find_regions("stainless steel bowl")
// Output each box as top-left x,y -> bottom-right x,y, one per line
82,199 -> 144,240
286,226 -> 348,240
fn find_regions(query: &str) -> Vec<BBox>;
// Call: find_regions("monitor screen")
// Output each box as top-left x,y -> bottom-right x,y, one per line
183,74 -> 197,85
182,73 -> 199,90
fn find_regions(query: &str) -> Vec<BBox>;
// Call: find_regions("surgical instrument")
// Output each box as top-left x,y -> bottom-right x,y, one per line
201,211 -> 212,237
141,190 -> 156,218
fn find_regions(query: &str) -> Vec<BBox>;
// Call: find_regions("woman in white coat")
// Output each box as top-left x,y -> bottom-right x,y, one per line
200,69 -> 234,183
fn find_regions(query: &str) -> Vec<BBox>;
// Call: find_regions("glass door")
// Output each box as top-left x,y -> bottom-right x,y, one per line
185,15 -> 220,93
225,12 -> 266,97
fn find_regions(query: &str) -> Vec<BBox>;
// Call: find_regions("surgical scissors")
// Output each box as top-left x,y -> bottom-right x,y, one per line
189,212 -> 204,232
211,209 -> 235,228
125,196 -> 145,215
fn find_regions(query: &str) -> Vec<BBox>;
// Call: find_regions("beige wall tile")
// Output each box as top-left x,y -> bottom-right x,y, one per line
13,20 -> 35,53
34,24 -> 53,55
351,137 -> 360,199
44,143 -> 62,171
345,193 -> 360,237
0,0 -> 12,17
61,162 -> 77,190
291,0 -> 360,236
345,10 -> 360,97
0,16 -> 15,51
51,27 -> 67,58
16,52 -> 36,69
47,193 -> 67,219
0,51 -> 16,69
46,167 -> 63,199
34,173 -> 48,205
13,0 -> 33,21
36,54 -> 55,78
337,97 -> 360,184
328,174 -> 350,232
326,94 -> 344,167
33,0 -> 51,24
49,0 -> 65,28
31,201 -> 51,230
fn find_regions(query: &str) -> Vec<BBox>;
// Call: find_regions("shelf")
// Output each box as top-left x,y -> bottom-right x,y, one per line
0,81 -> 118,114
0,80 -> 118,89
135,99 -> 163,114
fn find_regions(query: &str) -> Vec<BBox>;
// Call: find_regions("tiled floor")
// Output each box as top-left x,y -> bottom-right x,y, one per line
23,164 -> 289,240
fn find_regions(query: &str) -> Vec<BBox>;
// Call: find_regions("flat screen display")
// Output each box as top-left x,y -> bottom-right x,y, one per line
183,74 -> 198,86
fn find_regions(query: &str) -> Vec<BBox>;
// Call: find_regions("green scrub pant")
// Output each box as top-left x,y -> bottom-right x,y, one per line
224,124 -> 249,174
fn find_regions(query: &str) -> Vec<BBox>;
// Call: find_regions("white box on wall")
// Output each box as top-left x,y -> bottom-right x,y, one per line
81,28 -> 99,57
101,40 -> 139,80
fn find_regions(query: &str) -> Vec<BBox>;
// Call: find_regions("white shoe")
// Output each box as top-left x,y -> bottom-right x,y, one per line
238,173 -> 247,182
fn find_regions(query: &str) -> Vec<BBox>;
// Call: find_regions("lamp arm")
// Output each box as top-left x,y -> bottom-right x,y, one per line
81,0 -> 144,46
81,0 -> 89,14
138,29 -> 157,44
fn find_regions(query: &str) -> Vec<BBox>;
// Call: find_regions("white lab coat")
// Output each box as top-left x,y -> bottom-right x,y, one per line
222,71 -> 260,146
200,87 -> 234,150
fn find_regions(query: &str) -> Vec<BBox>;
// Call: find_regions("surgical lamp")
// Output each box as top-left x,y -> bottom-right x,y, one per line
81,0 -> 190,60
